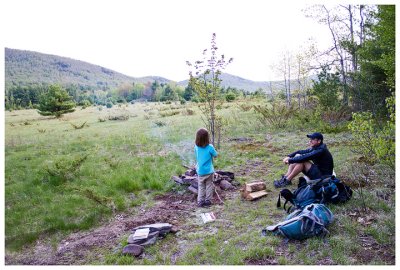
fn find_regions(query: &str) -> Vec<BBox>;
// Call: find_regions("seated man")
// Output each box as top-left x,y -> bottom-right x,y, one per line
274,132 -> 334,188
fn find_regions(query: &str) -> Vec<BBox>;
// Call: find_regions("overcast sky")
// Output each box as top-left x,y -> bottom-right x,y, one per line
0,0 -> 384,82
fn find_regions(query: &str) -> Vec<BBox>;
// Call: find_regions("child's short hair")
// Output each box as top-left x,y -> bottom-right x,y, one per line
195,128 -> 210,147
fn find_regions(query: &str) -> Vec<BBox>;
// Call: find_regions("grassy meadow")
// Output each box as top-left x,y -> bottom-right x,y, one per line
4,99 -> 395,265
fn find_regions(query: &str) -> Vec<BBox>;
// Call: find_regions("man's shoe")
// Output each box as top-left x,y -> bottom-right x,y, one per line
274,176 -> 291,188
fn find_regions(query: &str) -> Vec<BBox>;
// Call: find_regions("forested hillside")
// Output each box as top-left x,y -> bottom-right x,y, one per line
5,48 -> 172,90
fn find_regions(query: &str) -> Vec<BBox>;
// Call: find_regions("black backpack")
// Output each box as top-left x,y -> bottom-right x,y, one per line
277,175 -> 352,213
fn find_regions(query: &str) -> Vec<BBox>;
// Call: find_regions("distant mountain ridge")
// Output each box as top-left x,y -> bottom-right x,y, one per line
5,48 -> 308,93
177,73 -> 289,93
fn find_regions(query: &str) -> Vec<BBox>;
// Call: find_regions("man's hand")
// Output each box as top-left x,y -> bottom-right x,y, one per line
283,157 -> 290,164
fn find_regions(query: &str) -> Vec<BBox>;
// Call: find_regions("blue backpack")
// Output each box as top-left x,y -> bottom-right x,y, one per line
264,203 -> 334,240
277,176 -> 352,213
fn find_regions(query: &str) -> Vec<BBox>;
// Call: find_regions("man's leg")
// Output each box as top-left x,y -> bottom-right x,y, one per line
285,162 -> 312,181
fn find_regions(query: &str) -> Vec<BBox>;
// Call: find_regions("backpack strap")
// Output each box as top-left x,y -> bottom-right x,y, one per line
277,192 -> 282,208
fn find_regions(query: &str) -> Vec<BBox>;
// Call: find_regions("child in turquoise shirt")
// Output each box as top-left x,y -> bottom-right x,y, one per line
195,128 -> 218,207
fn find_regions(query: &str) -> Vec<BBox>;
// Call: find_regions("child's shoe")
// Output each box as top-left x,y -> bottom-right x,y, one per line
203,200 -> 212,207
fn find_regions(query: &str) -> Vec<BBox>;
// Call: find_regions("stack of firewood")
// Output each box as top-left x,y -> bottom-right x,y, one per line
241,181 -> 268,201
171,169 -> 236,194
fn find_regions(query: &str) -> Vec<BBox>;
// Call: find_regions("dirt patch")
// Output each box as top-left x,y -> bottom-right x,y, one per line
5,190 -> 238,265
356,234 -> 395,264
244,257 -> 278,265
5,192 -> 198,265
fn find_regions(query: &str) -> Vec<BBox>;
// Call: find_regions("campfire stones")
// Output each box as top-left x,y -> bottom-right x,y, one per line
172,170 -> 236,194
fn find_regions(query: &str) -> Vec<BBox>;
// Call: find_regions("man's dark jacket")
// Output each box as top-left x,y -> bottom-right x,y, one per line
287,143 -> 334,175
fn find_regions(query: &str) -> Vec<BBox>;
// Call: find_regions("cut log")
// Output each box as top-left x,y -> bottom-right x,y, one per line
215,170 -> 234,180
190,179 -> 198,189
171,176 -> 184,185
214,174 -> 233,184
187,185 -> 198,194
245,181 -> 266,193
243,190 -> 268,201
185,168 -> 197,176
182,176 -> 197,185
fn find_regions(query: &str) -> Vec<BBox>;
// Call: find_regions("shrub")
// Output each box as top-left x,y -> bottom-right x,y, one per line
108,114 -> 129,121
253,102 -> 295,128
154,120 -> 166,127
225,93 -> 236,102
106,102 -> 113,109
238,103 -> 252,112
348,107 -> 395,168
314,106 -> 351,133
79,99 -> 92,108
181,108 -> 195,116
69,121 -> 87,129
44,154 -> 88,185
159,110 -> 180,117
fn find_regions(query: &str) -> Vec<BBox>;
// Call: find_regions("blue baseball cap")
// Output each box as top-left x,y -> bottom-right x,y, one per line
307,132 -> 323,141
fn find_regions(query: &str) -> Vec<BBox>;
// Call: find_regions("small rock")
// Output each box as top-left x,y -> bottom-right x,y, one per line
219,179 -> 234,190
170,226 -> 180,233
122,244 -> 144,257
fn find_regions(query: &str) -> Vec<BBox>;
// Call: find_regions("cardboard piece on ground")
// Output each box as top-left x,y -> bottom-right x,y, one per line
131,228 -> 150,240
200,212 -> 216,223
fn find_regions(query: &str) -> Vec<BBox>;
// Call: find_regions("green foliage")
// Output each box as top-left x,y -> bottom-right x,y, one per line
106,101 -> 113,108
311,66 -> 342,109
348,111 -> 378,164
79,99 -> 92,108
354,5 -> 395,115
374,94 -> 395,167
348,95 -> 395,168
225,92 -> 236,102
37,84 -> 76,118
372,5 -> 395,90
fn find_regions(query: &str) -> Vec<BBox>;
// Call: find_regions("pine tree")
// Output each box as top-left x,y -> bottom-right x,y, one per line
38,84 -> 76,118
